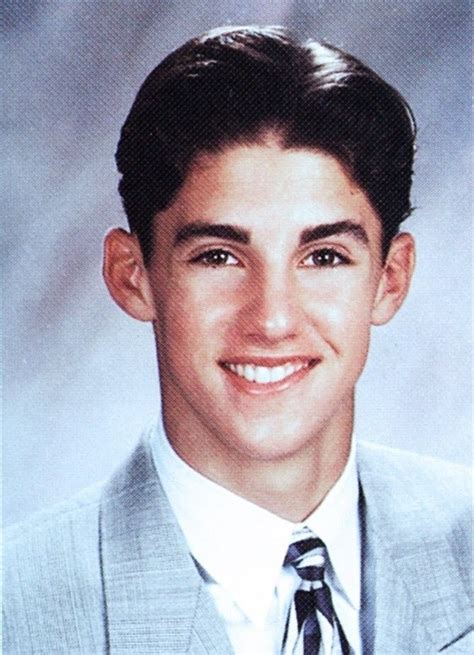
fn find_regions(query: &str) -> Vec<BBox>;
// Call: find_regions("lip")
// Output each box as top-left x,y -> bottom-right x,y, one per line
219,356 -> 319,395
221,355 -> 315,367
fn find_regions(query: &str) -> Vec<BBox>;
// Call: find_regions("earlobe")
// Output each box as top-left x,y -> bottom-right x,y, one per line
103,228 -> 156,321
371,232 -> 416,326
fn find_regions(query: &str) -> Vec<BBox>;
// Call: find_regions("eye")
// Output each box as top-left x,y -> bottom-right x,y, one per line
301,248 -> 350,268
190,248 -> 239,268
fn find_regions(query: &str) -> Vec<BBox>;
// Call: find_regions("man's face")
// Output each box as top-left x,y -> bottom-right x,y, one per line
144,143 -> 400,468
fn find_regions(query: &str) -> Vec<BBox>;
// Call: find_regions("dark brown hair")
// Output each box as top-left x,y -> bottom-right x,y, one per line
116,25 -> 416,263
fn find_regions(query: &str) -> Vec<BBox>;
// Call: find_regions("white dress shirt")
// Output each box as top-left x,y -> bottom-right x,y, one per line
150,419 -> 361,655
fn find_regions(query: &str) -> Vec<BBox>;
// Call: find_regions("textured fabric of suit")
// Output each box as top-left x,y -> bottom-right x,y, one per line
3,436 -> 473,654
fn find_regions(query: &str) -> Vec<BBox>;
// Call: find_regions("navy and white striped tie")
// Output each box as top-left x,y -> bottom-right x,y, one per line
284,535 -> 350,654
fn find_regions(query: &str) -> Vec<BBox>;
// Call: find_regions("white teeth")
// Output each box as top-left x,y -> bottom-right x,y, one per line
244,364 -> 255,382
255,366 -> 271,384
226,361 -> 309,384
270,366 -> 286,383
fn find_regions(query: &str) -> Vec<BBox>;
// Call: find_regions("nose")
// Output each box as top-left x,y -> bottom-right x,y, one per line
240,268 -> 300,344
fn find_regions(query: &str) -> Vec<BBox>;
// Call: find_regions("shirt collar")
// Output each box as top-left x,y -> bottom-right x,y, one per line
149,419 -> 360,626
301,439 -> 360,610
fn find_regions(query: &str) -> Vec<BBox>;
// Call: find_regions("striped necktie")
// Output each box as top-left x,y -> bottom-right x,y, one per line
283,535 -> 350,654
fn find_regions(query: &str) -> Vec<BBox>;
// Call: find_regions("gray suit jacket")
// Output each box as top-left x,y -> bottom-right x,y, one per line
3,438 -> 473,654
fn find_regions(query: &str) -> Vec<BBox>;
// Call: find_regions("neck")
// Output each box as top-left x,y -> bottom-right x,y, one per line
216,434 -> 352,522
162,400 -> 353,523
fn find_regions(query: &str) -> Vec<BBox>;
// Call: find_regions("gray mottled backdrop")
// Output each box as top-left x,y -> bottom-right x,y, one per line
3,1 -> 471,526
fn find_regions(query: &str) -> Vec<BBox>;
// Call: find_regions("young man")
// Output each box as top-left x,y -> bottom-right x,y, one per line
4,26 -> 471,655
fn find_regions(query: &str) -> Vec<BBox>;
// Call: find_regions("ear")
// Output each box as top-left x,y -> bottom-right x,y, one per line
103,228 -> 156,321
371,232 -> 416,326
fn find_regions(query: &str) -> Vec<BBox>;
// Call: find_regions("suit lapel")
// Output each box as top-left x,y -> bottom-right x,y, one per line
358,442 -> 472,653
99,437 -> 233,654
98,435 -> 470,653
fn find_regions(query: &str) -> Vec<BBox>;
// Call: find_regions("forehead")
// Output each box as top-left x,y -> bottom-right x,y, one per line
157,143 -> 381,242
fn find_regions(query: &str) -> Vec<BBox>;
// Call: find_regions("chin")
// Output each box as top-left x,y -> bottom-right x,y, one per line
221,423 -> 316,462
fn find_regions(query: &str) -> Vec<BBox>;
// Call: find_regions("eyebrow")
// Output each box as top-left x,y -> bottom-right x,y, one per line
173,219 -> 369,247
300,220 -> 369,246
174,221 -> 250,246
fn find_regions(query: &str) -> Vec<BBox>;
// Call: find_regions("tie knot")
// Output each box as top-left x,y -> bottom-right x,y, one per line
284,535 -> 327,583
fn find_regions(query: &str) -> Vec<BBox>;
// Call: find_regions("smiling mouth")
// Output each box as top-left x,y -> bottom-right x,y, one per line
220,358 -> 318,387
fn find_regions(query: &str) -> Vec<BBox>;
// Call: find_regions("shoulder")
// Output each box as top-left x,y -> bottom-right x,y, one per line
357,440 -> 471,503
3,482 -> 107,653
5,480 -> 104,556
3,434 -> 157,653
357,440 -> 472,559
357,442 -> 473,651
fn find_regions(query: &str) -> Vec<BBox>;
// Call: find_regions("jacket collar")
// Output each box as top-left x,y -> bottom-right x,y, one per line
99,435 -> 233,654
99,435 -> 470,653
357,441 -> 472,653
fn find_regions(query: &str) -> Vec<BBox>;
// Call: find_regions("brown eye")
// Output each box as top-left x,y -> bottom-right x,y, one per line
302,248 -> 349,267
192,249 -> 239,267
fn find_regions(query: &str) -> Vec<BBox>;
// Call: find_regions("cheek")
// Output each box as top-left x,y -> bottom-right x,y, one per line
155,277 -> 235,356
305,274 -> 376,348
